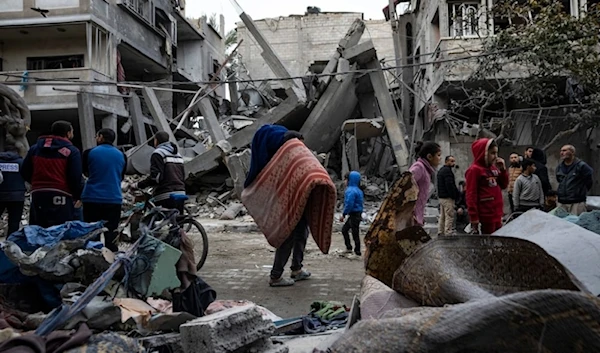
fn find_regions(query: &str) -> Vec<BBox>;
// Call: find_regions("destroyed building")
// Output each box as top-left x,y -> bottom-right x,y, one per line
0,0 -> 225,151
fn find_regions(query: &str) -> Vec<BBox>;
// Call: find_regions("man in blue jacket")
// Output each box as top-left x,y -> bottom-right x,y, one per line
81,128 -> 127,251
340,171 -> 364,256
0,145 -> 26,236
21,121 -> 82,228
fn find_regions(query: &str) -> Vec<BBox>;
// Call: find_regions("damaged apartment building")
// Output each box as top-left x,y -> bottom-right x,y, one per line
233,9 -> 410,185
0,0 -> 225,154
384,0 -> 600,184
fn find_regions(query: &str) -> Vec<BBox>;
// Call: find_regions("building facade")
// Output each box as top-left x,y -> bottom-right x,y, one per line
396,0 -> 599,139
0,0 -> 224,149
235,12 -> 396,91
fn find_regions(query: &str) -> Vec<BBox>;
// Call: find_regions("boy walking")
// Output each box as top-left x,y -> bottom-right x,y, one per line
512,159 -> 544,213
340,171 -> 364,256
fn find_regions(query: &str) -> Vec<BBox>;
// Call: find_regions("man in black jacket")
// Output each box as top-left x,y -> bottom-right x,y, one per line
437,155 -> 459,236
0,145 -> 26,236
135,131 -> 186,213
556,145 -> 593,216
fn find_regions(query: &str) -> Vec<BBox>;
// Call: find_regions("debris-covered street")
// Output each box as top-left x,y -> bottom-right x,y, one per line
199,229 -> 364,318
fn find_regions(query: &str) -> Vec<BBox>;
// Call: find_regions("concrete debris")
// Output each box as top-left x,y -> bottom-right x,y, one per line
180,304 -> 279,353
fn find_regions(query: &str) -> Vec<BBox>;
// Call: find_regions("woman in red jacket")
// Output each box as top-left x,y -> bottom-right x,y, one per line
465,138 -> 509,234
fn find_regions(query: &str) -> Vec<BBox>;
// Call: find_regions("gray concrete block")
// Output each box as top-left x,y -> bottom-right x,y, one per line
180,305 -> 275,353
425,207 -> 440,217
235,338 -> 289,353
424,215 -> 438,224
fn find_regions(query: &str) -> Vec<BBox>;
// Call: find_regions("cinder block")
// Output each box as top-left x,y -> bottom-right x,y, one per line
180,305 -> 275,353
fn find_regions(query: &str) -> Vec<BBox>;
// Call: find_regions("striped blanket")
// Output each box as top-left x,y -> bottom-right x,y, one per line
241,139 -> 336,254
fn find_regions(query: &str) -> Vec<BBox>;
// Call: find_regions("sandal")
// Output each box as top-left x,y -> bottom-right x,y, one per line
269,277 -> 295,287
291,269 -> 312,281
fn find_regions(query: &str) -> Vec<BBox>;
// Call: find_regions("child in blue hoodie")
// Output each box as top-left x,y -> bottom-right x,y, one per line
340,171 -> 364,256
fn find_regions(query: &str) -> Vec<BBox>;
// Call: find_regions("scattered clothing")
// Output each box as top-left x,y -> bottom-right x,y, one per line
556,158 -> 593,207
0,203 -> 24,238
513,173 -> 544,211
0,323 -> 92,353
531,148 -> 552,196
409,158 -> 436,226
137,142 -> 186,203
465,139 -> 508,233
302,301 -> 349,334
343,171 -> 364,255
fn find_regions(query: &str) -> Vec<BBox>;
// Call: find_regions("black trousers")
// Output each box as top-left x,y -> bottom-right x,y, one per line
30,191 -> 74,229
0,201 -> 24,236
270,218 -> 308,279
83,202 -> 122,252
342,212 -> 362,254
508,193 -> 515,213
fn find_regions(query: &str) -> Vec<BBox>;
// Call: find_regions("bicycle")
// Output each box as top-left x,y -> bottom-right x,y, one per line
119,189 -> 209,271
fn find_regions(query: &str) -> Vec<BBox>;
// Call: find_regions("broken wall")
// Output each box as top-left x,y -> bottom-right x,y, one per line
236,13 -> 395,89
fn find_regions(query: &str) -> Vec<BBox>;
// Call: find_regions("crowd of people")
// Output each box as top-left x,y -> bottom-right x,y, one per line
408,138 -> 594,235
0,121 -> 187,252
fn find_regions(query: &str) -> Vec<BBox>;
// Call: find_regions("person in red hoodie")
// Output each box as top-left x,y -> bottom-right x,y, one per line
465,138 -> 509,234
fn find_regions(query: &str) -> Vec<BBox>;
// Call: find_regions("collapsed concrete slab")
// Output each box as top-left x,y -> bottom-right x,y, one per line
180,304 -> 275,353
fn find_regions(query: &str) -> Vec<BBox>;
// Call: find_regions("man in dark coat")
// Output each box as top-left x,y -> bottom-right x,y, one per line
437,155 -> 459,236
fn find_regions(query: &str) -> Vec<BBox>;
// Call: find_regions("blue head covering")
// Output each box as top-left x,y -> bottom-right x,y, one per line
244,124 -> 289,188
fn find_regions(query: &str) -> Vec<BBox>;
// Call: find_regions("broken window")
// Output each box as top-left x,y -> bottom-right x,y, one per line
90,24 -> 112,76
27,55 -> 84,70
449,2 -> 480,37
121,0 -> 154,25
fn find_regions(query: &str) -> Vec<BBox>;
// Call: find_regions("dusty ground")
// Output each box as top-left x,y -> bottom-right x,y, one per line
196,229 -> 365,319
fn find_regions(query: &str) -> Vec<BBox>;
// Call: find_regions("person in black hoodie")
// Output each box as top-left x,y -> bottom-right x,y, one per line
0,145 -> 26,236
531,148 -> 552,196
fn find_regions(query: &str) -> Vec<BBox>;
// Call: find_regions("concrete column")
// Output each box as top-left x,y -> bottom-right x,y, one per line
102,114 -> 118,145
129,93 -> 148,146
77,93 -> 97,151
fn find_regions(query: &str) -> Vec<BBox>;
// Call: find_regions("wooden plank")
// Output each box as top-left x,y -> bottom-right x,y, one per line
366,59 -> 409,170
142,87 -> 176,143
129,93 -> 148,146
77,93 -> 96,151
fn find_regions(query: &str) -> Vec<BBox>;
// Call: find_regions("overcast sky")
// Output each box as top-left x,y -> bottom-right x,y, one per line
186,0 -> 389,33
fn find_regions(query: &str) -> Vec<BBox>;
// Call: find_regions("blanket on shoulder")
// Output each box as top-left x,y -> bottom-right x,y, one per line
241,139 -> 336,254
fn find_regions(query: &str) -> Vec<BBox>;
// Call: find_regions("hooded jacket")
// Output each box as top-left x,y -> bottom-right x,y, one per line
137,142 -> 185,202
465,138 -> 509,223
531,148 -> 552,195
409,158 -> 436,226
21,136 -> 82,200
0,151 -> 26,202
343,171 -> 364,215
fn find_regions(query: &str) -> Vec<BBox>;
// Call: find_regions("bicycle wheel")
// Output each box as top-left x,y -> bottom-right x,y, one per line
179,218 -> 209,271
